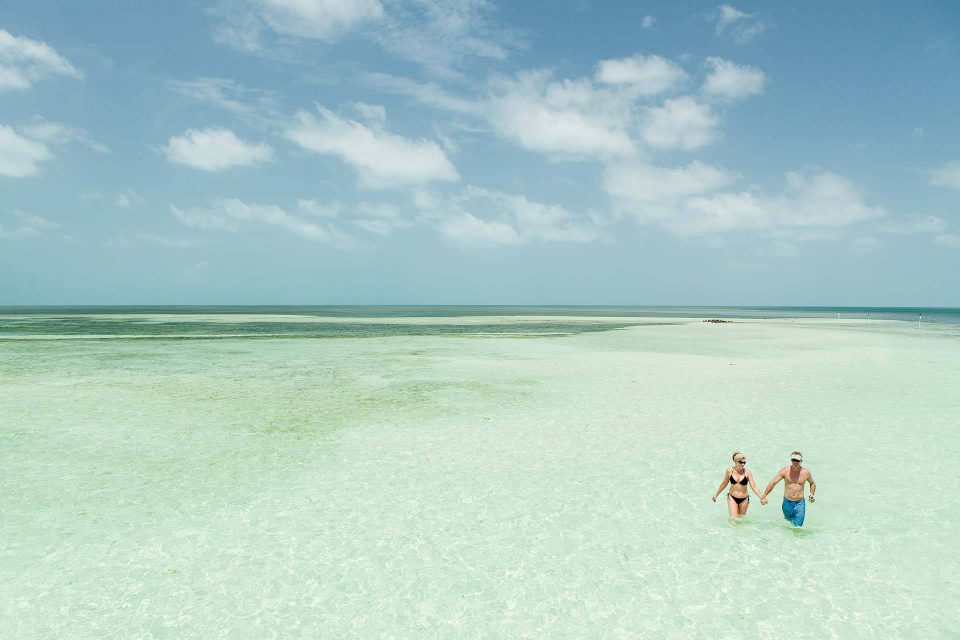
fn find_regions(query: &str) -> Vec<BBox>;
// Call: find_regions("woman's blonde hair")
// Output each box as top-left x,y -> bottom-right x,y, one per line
732,451 -> 744,463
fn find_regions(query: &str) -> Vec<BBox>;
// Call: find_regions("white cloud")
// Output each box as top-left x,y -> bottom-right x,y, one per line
352,202 -> 412,236
0,29 -> 81,91
352,102 -> 387,124
163,127 -> 274,171
168,77 -> 282,127
212,0 -> 384,51
418,186 -> 600,246
257,0 -> 384,40
364,73 -> 486,116
0,125 -> 53,177
879,214 -> 947,235
683,172 -> 883,233
213,0 -> 515,75
641,96 -> 719,150
297,198 -> 411,235
297,199 -> 343,217
641,15 -> 655,29
440,212 -> 522,246
714,4 -> 767,43
487,71 -> 636,159
114,189 -> 146,208
702,57 -> 765,101
17,116 -> 109,153
934,234 -> 960,249
930,161 -> 960,190
0,211 -> 60,239
371,56 -> 766,162
604,160 -> 735,203
607,167 -> 884,236
171,198 -> 354,246
376,0 -> 515,75
595,54 -> 687,96
284,105 -> 459,188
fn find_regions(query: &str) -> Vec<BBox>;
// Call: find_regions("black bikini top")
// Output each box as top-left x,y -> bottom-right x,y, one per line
731,472 -> 748,485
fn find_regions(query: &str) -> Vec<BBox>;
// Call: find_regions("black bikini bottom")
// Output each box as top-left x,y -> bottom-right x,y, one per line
728,494 -> 749,505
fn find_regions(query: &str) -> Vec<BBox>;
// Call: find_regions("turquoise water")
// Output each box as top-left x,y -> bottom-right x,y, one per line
2,311 -> 958,637
3,304 -> 959,323
2,306 -> 957,341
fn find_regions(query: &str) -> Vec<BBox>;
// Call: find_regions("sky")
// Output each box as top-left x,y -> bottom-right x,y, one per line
1,0 -> 958,306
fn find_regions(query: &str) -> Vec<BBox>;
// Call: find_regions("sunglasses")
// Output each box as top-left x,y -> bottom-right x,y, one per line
790,458 -> 802,462
736,459 -> 746,463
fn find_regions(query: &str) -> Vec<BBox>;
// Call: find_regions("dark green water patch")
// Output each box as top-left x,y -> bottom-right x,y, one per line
0,318 -> 644,340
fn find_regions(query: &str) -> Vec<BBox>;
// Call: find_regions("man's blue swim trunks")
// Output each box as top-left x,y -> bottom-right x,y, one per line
782,498 -> 806,527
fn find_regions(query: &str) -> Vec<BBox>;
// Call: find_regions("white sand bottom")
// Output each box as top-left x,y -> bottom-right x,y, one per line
1,318 -> 957,638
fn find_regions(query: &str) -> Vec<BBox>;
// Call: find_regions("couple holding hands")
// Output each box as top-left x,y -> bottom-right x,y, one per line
712,451 -> 816,527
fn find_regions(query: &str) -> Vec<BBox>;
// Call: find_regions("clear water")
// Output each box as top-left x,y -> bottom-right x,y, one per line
1,310 -> 958,638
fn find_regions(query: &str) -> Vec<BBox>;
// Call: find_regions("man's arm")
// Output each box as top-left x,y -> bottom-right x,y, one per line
807,471 -> 816,502
761,469 -> 784,500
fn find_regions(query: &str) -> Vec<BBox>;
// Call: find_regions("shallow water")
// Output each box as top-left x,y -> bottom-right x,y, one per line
1,314 -> 957,638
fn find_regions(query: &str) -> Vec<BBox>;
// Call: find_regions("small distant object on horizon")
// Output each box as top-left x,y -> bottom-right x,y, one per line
704,318 -> 734,324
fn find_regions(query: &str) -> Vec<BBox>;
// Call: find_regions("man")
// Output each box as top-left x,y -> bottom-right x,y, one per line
761,451 -> 816,527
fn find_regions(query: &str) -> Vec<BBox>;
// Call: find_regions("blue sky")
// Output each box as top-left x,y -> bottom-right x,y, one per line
1,0 -> 958,305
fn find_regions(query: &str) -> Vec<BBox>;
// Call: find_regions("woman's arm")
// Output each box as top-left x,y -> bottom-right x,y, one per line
712,468 -> 732,502
746,470 -> 766,502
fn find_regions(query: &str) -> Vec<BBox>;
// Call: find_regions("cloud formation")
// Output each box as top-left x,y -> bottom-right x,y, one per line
284,105 -> 459,188
18,116 -> 109,153
168,77 -> 282,128
702,57 -> 765,101
163,127 -> 274,171
372,51 -> 762,160
0,211 -> 59,239
604,160 -> 735,203
377,0 -> 515,75
930,161 -> 960,190
213,0 -> 384,51
418,186 -> 600,246
214,0 -> 516,74
641,96 -> 719,150
595,54 -> 687,97
879,214 -> 948,235
714,4 -> 767,43
487,71 -> 636,159
257,0 -> 383,40
606,163 -> 884,236
0,125 -> 54,177
0,29 -> 81,91
171,197 -> 354,246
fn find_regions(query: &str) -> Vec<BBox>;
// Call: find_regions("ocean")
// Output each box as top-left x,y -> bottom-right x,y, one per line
2,308 -> 957,637
2,305 -> 958,340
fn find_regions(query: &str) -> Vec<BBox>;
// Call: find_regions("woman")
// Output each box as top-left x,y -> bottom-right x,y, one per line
712,451 -> 766,517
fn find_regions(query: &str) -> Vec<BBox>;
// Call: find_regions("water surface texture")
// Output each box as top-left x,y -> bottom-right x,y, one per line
2,309 -> 958,638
